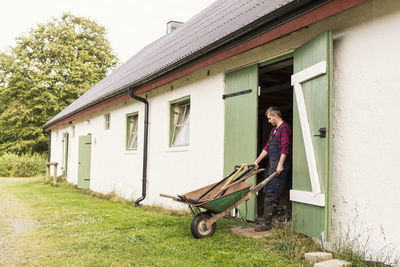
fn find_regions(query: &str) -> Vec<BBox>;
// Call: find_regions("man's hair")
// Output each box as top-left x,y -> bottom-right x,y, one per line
265,106 -> 282,118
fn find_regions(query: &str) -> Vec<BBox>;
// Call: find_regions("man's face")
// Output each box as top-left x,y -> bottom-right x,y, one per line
267,113 -> 277,126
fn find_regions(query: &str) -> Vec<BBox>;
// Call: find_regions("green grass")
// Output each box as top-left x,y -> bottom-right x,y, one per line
0,178 -> 316,266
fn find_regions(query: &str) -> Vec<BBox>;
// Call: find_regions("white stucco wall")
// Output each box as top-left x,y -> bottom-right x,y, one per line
50,71 -> 225,209
331,3 -> 400,263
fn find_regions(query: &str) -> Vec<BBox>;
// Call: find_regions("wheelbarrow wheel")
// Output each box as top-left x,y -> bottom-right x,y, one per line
190,212 -> 216,239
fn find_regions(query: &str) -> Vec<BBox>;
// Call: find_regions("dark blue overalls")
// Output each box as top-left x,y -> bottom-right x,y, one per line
263,125 -> 291,206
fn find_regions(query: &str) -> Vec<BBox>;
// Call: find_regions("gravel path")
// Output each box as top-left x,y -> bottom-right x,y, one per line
0,178 -> 37,266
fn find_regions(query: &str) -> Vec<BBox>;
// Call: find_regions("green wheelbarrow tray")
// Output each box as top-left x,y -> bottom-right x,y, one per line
178,181 -> 252,213
160,168 -> 278,239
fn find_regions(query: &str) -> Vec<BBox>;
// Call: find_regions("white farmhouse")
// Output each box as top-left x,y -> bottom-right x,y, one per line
44,0 -> 400,263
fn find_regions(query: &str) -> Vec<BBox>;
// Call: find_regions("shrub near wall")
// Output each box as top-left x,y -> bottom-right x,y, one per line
0,153 -> 46,177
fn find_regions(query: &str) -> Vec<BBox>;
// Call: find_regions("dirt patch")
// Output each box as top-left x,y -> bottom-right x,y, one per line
0,178 -> 38,265
229,226 -> 273,239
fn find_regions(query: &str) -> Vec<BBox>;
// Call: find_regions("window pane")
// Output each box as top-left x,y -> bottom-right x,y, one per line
171,101 -> 190,146
176,105 -> 186,125
104,113 -> 110,130
127,114 -> 138,150
172,125 -> 183,146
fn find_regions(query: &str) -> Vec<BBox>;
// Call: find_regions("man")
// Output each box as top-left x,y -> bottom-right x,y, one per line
254,106 -> 292,232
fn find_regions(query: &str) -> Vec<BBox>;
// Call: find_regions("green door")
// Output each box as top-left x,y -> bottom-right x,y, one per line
78,134 -> 92,189
224,64 -> 258,221
291,31 -> 332,239
62,132 -> 69,178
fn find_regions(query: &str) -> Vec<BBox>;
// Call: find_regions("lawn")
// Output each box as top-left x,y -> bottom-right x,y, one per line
0,178 -> 316,266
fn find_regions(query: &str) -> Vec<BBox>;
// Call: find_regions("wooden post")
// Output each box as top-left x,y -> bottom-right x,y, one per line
46,163 -> 50,181
46,162 -> 59,185
53,163 -> 58,186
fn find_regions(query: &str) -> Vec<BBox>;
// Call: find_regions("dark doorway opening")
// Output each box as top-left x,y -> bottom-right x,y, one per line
257,57 -> 293,220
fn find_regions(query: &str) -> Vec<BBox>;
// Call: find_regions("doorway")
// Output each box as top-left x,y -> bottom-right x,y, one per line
257,57 -> 293,220
78,134 -> 92,189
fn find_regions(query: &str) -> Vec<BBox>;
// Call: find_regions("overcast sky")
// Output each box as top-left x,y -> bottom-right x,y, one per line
0,0 -> 216,63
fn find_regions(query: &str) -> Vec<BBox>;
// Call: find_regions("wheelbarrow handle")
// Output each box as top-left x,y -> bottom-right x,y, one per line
221,168 -> 265,192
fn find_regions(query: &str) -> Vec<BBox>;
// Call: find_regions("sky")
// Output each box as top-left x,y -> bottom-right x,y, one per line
0,0 -> 216,63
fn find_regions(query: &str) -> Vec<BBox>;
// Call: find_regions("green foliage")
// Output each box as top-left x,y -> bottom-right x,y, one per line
0,13 -> 119,155
265,222 -> 321,264
332,233 -> 399,266
0,153 -> 46,177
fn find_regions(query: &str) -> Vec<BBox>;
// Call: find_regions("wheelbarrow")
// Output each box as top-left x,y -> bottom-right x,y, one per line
160,164 -> 278,238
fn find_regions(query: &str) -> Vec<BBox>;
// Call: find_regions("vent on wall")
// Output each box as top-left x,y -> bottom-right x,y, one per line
166,21 -> 183,34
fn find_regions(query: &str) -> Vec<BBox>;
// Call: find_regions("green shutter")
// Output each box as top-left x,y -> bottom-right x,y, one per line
78,134 -> 92,189
291,31 -> 332,239
224,64 -> 258,221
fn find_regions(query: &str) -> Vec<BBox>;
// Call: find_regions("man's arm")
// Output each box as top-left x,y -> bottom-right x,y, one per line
254,149 -> 268,170
276,123 -> 291,174
276,154 -> 287,174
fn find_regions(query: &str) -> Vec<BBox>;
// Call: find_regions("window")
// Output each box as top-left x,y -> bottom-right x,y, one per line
126,113 -> 138,150
170,97 -> 190,147
104,113 -> 110,130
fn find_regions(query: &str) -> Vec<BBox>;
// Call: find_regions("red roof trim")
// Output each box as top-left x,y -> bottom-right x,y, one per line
45,0 -> 367,131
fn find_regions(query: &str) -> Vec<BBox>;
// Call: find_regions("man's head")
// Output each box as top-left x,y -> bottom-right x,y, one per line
265,106 -> 282,127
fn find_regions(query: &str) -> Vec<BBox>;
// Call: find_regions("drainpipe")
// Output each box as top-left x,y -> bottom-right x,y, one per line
128,87 -> 149,206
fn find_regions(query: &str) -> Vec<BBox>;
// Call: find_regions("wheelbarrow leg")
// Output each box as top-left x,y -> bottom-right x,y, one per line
204,171 -> 278,229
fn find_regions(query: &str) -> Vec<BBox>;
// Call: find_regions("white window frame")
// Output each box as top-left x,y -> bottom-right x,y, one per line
104,113 -> 110,130
170,96 -> 190,147
126,113 -> 139,150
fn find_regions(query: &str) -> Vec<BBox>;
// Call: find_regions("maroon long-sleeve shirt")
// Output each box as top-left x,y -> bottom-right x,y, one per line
263,122 -> 292,155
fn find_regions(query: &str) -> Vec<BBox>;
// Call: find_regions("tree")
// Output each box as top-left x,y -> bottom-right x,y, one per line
0,13 -> 119,154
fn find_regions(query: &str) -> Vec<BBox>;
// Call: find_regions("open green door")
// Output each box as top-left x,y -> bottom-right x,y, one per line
291,31 -> 332,239
78,134 -> 92,189
224,64 -> 258,221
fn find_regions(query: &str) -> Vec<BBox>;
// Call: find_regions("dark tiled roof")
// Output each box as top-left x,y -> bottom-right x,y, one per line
44,0 -> 301,128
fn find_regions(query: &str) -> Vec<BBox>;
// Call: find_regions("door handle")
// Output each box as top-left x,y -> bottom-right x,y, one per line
314,127 -> 327,138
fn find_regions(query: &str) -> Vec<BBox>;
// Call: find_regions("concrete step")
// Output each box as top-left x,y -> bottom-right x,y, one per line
305,252 -> 333,264
314,259 -> 352,267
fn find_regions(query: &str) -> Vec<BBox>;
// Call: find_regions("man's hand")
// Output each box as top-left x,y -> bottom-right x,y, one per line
276,154 -> 287,174
254,162 -> 259,170
276,162 -> 284,174
254,150 -> 267,171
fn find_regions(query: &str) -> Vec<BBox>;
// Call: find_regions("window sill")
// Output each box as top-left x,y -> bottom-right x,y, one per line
167,146 -> 190,152
124,150 -> 138,155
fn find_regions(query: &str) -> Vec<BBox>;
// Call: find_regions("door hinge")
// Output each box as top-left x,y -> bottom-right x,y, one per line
84,179 -> 90,181
223,89 -> 252,99
85,142 -> 92,144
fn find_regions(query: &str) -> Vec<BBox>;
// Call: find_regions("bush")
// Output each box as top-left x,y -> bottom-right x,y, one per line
0,153 -> 47,177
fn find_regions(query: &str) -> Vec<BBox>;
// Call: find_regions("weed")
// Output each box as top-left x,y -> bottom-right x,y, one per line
332,233 -> 399,266
9,163 -> 18,177
265,222 -> 321,263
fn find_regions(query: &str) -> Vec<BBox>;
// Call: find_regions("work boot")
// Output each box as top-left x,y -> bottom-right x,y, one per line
255,205 -> 275,232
